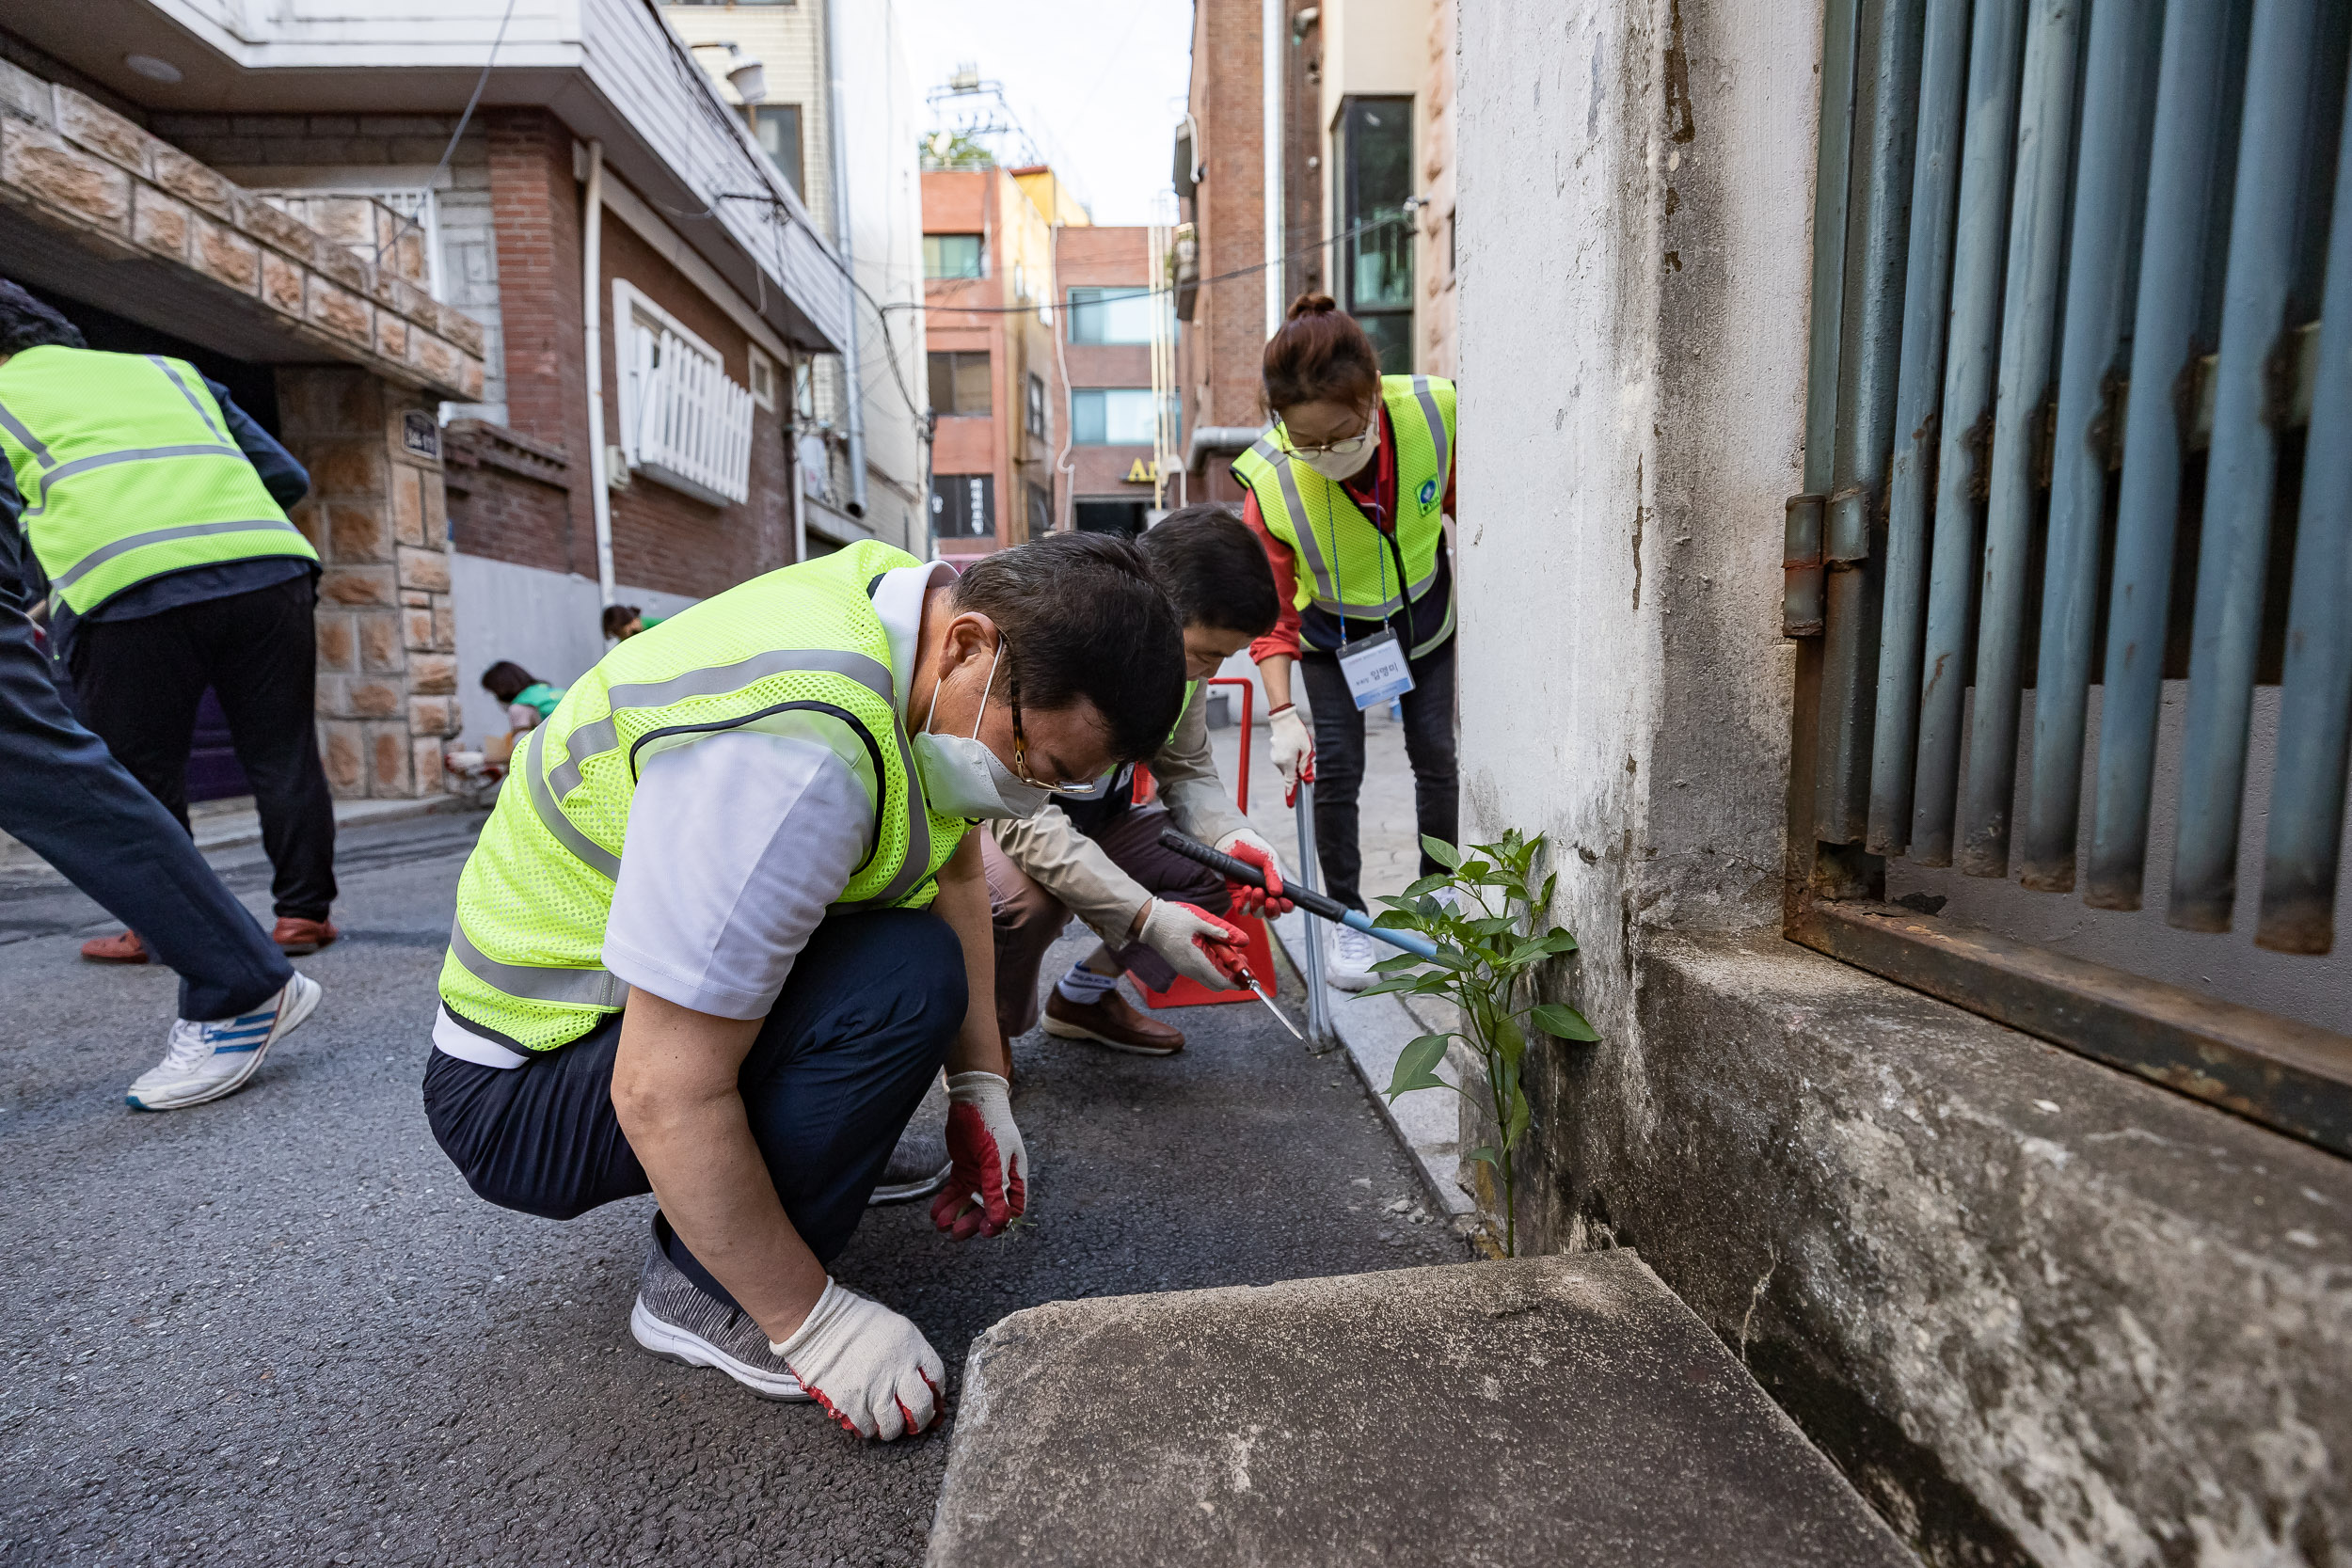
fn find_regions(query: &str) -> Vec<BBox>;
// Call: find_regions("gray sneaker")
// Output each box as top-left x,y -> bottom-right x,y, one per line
628,1219 -> 811,1402
868,1075 -> 952,1206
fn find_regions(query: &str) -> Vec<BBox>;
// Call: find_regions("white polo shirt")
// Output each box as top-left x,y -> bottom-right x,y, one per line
435,560 -> 955,1068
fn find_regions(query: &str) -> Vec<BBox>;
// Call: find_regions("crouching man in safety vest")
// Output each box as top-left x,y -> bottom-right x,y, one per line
423,534 -> 1186,1440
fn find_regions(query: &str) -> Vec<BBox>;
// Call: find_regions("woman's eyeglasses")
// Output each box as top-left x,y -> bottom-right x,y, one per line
1283,411 -> 1377,458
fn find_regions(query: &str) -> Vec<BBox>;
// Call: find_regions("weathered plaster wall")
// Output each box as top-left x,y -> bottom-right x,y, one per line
1456,0 -> 2352,1561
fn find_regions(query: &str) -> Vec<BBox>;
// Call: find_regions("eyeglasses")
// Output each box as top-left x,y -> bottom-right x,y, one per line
1283,410 -> 1376,458
1006,662 -> 1102,795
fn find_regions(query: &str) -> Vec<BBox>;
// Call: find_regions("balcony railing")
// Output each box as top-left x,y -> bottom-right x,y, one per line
625,328 -> 753,508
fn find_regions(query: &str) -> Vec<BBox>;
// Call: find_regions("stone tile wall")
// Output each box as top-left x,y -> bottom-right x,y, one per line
283,367 -> 459,800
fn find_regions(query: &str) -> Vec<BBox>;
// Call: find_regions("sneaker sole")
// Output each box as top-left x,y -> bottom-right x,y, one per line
81,950 -> 151,965
1041,1015 -> 1184,1055
628,1298 -> 812,1402
126,974 -> 322,1113
868,1162 -> 953,1205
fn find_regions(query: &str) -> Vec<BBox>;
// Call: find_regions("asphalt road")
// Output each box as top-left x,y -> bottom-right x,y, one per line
2,810 -> 1464,1567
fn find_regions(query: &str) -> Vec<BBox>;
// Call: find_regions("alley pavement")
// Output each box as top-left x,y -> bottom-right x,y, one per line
1,810 -> 1462,1567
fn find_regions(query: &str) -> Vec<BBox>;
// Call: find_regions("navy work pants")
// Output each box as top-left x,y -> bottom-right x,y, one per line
423,909 -> 966,1306
0,606 -> 292,1021
70,577 -> 339,921
1298,638 -> 1461,913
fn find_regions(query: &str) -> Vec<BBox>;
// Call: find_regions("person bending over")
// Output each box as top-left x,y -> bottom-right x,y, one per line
984,504 -> 1293,1056
423,535 -> 1186,1440
477,659 -> 565,765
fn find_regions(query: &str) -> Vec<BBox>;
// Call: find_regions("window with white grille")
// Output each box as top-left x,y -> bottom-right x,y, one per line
613,280 -> 754,508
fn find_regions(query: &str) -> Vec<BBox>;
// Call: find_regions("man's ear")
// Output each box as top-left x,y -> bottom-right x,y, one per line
934,610 -> 998,680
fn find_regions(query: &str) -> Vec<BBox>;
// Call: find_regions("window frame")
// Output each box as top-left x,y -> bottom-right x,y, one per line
928,350 -> 992,418
1069,387 -> 1168,447
1025,372 -> 1047,440
924,232 -> 986,281
753,103 -> 805,201
1333,93 -> 1415,374
1065,284 -> 1161,345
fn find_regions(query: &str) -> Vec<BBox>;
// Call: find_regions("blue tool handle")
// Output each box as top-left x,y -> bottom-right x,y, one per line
1156,829 -> 1441,960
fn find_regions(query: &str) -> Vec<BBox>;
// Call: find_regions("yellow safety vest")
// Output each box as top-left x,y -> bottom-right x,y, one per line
437,539 -> 967,1053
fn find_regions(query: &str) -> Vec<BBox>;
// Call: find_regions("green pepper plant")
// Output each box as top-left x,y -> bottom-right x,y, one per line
1361,830 -> 1597,1259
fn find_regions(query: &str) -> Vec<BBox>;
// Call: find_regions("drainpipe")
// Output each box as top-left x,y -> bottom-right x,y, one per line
1263,0 -> 1284,339
824,0 -> 869,518
581,138 -> 616,605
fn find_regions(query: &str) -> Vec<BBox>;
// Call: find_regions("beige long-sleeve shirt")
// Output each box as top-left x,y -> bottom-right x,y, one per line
987,683 -> 1251,945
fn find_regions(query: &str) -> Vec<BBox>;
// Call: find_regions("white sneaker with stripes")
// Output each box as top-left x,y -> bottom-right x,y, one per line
125,973 -> 323,1111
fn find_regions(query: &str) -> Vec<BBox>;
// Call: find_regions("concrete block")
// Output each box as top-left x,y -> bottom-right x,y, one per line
395,544 -> 450,594
327,501 -> 392,562
406,652 -> 457,696
306,275 -> 373,347
190,215 -> 261,294
412,736 -> 447,794
319,720 -> 364,796
3,120 -> 129,230
318,564 -> 395,607
930,1250 -> 1917,1568
55,89 -> 151,176
131,185 -> 189,261
314,612 -> 355,672
407,695 -> 452,736
366,722 -> 413,796
391,467 -> 425,547
402,607 -> 435,652
356,611 -> 405,673
374,311 -> 409,363
151,142 -> 233,218
259,249 -> 304,315
345,678 -> 402,719
306,440 -> 385,496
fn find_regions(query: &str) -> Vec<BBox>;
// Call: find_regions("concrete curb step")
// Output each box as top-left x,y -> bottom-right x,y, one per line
926,1249 -> 1920,1568
1267,908 -> 1475,1222
0,793 -> 472,879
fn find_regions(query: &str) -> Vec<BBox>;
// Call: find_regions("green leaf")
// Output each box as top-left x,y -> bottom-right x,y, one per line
1358,976 -> 1423,998
1468,915 -> 1518,937
1503,1089 -> 1532,1149
1465,1145 -> 1500,1167
1536,930 -> 1581,955
1539,872 -> 1558,908
1493,1013 -> 1526,1067
1421,834 -> 1462,870
1370,952 -> 1424,973
1458,859 -> 1494,882
1403,874 -> 1453,897
1384,1033 -> 1452,1100
1371,909 -> 1422,930
1530,1003 -> 1600,1041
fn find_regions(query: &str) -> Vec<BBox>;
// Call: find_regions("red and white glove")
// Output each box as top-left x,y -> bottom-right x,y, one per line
932,1070 -> 1026,1240
1215,829 -> 1294,916
1268,704 -> 1314,788
771,1278 -> 945,1441
1136,898 -> 1251,989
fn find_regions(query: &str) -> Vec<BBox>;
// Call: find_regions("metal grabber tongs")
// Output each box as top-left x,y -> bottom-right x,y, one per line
1158,767 -> 1439,1046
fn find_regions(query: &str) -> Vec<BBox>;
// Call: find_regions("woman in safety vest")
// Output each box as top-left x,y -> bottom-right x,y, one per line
1235,294 -> 1457,992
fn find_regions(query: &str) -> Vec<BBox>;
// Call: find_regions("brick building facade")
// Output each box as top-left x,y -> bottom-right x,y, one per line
1056,224 -> 1167,533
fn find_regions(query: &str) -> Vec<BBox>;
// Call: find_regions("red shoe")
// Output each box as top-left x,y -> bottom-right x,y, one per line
272,917 -> 339,956
1042,986 -> 1185,1055
81,929 -> 150,964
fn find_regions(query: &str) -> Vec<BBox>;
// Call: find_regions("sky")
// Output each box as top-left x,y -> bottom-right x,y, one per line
893,0 -> 1197,226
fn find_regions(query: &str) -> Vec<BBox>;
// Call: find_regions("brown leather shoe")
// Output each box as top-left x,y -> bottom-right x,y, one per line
1041,985 -> 1185,1055
272,917 -> 339,956
81,928 -> 150,964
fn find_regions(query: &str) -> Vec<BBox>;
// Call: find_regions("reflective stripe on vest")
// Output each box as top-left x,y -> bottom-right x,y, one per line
437,541 -> 964,1053
1233,375 -> 1454,633
0,347 -> 315,613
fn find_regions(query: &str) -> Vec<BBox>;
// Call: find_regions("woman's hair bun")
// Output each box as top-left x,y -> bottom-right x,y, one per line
1285,292 -> 1340,321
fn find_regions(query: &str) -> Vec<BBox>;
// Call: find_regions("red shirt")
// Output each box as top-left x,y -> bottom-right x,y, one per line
1244,407 -> 1458,662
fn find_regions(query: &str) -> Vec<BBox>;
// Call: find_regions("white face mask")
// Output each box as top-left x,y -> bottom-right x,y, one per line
910,636 -> 1052,821
1295,430 -> 1377,483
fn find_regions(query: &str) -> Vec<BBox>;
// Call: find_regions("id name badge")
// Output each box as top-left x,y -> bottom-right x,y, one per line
1336,628 -> 1415,710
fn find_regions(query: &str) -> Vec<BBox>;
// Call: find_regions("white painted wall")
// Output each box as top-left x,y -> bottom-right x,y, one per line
451,553 -> 697,744
1456,0 -> 1813,1007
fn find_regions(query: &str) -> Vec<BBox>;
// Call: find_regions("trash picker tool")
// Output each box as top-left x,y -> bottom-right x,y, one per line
1157,829 -> 1442,961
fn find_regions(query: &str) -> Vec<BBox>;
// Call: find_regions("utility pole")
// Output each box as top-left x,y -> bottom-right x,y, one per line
824,0 -> 869,519
1263,0 -> 1284,340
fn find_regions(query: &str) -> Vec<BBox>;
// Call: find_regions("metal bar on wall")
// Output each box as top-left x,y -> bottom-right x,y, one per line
2018,0 -> 2163,892
1955,0 -> 2086,879
1813,0 -> 1928,845
2257,61 -> 2352,955
2170,0 -> 2328,931
1788,0 -> 1866,650
1911,0 -> 2031,865
1865,0 -> 1973,857
2086,0 -> 2238,911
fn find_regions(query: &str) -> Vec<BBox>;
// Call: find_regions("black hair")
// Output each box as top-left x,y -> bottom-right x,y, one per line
601,603 -> 642,640
949,532 -> 1184,765
0,280 -> 85,356
1137,504 -> 1280,637
480,661 -> 538,703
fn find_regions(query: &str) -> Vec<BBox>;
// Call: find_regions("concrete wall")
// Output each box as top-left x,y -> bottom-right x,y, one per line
1456,0 -> 2352,1561
449,553 -> 695,745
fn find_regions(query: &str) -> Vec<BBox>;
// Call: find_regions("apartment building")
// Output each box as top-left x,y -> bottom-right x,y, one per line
919,162 -> 1073,562
3,3 -> 856,749
1057,224 -> 1177,535
1177,0 -> 1457,497
665,0 -> 930,558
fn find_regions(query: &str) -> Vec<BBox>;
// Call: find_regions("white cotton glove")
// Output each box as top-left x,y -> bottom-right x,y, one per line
931,1071 -> 1027,1239
1213,828 -> 1295,916
1136,898 -> 1252,990
1268,705 -> 1314,786
771,1278 -> 946,1441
